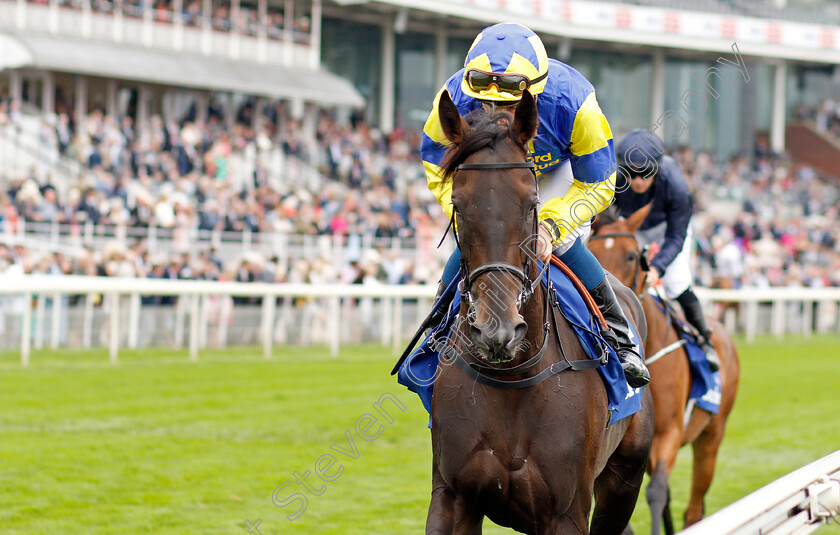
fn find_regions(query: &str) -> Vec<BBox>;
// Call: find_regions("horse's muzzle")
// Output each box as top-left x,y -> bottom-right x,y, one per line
470,317 -> 527,363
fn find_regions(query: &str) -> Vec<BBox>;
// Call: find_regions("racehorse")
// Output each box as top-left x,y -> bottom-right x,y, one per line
426,89 -> 654,535
588,206 -> 740,534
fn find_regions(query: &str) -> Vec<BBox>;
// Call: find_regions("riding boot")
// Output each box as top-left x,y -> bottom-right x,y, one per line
589,278 -> 650,388
677,292 -> 721,372
427,279 -> 453,330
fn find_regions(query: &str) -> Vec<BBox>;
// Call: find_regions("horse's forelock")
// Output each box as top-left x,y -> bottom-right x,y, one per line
440,110 -> 526,180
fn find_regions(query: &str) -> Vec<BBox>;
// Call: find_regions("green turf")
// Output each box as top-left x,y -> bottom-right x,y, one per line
0,336 -> 838,534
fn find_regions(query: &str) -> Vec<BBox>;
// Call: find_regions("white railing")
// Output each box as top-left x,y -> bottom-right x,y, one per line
0,276 -> 838,365
682,449 -> 840,534
0,220 -> 444,273
0,0 -> 314,66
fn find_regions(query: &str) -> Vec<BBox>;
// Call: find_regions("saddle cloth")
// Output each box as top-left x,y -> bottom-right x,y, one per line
397,263 -> 644,428
651,296 -> 721,415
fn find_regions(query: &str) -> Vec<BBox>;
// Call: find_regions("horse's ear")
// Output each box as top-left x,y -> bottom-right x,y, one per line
592,205 -> 619,234
438,90 -> 469,145
625,203 -> 653,231
513,90 -> 538,144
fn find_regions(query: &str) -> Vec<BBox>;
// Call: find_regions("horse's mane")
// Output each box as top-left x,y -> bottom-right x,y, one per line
440,110 -> 527,180
592,204 -> 621,234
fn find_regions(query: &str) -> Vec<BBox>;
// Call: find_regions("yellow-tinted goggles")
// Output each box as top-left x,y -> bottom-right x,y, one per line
465,69 -> 547,98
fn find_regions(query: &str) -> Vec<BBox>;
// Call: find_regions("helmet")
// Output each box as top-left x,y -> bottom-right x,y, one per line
461,23 -> 549,103
616,129 -> 665,171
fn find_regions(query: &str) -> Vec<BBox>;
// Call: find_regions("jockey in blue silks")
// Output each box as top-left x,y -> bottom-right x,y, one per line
614,129 -> 720,371
420,22 -> 649,387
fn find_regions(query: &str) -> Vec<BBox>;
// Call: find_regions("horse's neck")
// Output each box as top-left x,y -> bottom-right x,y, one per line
521,285 -> 549,356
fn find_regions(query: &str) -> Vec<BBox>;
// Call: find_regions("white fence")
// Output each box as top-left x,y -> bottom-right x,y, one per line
0,276 -> 839,365
682,450 -> 840,534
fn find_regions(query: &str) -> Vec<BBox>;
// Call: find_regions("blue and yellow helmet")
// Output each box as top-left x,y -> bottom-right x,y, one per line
461,23 -> 549,103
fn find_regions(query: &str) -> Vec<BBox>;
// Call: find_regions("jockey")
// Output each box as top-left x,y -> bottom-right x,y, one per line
614,129 -> 721,371
420,23 -> 649,387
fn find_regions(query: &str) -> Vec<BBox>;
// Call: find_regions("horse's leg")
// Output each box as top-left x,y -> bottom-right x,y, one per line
590,401 -> 654,535
549,505 -> 592,535
426,470 -> 482,535
646,422 -> 682,535
662,486 -> 674,535
684,418 -> 726,527
645,460 -> 670,535
591,454 -> 647,535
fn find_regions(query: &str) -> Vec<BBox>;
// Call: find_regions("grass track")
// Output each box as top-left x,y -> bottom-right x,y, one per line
1,336 -> 838,534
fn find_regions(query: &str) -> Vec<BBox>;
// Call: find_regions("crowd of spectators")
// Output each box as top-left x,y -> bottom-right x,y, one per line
677,145 -> 840,290
26,0 -> 309,40
792,97 -> 840,139
0,92 -> 444,288
23,0 -> 312,42
1,91 -> 840,292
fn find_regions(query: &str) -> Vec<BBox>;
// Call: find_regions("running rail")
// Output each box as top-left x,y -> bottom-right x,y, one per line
681,449 -> 840,535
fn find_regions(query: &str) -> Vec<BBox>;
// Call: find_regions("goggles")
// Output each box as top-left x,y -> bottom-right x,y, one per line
465,69 -> 547,98
619,165 -> 658,180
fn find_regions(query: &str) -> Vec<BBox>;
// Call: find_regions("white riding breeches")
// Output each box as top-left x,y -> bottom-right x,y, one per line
637,223 -> 694,299
539,160 -> 592,256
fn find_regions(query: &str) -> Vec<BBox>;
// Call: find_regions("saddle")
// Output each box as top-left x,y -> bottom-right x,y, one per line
649,293 -> 722,416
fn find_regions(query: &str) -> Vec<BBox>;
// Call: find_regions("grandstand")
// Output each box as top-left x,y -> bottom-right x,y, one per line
2,2 -> 840,533
0,0 -> 838,346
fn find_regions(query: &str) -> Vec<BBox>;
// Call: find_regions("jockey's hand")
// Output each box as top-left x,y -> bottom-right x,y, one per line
536,224 -> 554,262
645,267 -> 661,288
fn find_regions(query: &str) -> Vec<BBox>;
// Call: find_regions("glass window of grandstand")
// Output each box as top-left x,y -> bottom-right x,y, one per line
395,32 -> 436,130
663,58 -> 747,162
446,37 -> 475,82
567,49 -> 652,139
321,19 -> 382,126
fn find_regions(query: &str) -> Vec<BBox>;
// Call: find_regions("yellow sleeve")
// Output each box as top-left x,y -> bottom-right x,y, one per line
538,173 -> 616,244
421,87 -> 455,219
538,92 -> 617,244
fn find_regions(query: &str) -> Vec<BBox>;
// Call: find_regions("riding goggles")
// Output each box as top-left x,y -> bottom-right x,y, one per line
619,165 -> 658,179
465,69 -> 548,98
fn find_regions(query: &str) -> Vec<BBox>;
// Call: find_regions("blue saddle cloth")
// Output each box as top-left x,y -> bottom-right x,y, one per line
397,264 -> 644,428
651,296 -> 721,415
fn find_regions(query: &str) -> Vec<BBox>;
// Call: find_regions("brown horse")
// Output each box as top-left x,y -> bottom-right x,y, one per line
425,89 -> 654,535
588,206 -> 740,534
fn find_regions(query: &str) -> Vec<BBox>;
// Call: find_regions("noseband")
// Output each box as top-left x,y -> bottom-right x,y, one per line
453,161 -> 550,324
588,232 -> 650,297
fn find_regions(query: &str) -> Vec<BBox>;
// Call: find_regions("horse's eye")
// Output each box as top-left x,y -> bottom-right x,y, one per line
627,253 -> 637,263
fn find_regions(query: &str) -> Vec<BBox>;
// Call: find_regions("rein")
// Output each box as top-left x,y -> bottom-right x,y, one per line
588,232 -> 650,298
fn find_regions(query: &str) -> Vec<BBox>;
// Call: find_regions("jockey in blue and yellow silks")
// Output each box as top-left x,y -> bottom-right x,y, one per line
421,22 -> 649,387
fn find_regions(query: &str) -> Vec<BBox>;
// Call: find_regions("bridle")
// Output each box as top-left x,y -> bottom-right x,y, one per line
588,231 -> 650,298
445,158 -> 602,387
453,160 -> 550,324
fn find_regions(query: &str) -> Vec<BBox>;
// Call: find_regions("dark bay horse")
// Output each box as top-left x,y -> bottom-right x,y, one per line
588,206 -> 740,534
426,89 -> 654,534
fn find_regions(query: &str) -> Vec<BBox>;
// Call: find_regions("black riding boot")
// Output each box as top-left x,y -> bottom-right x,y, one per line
589,278 -> 650,388
427,279 -> 453,330
676,290 -> 721,372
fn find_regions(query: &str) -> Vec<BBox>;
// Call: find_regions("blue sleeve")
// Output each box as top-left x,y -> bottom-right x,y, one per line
650,157 -> 692,275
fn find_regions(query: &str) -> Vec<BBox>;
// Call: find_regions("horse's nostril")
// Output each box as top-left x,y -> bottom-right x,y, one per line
513,321 -> 527,344
470,325 -> 483,343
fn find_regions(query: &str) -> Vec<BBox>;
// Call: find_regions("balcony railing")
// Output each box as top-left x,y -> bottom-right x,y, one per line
0,0 -> 317,67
